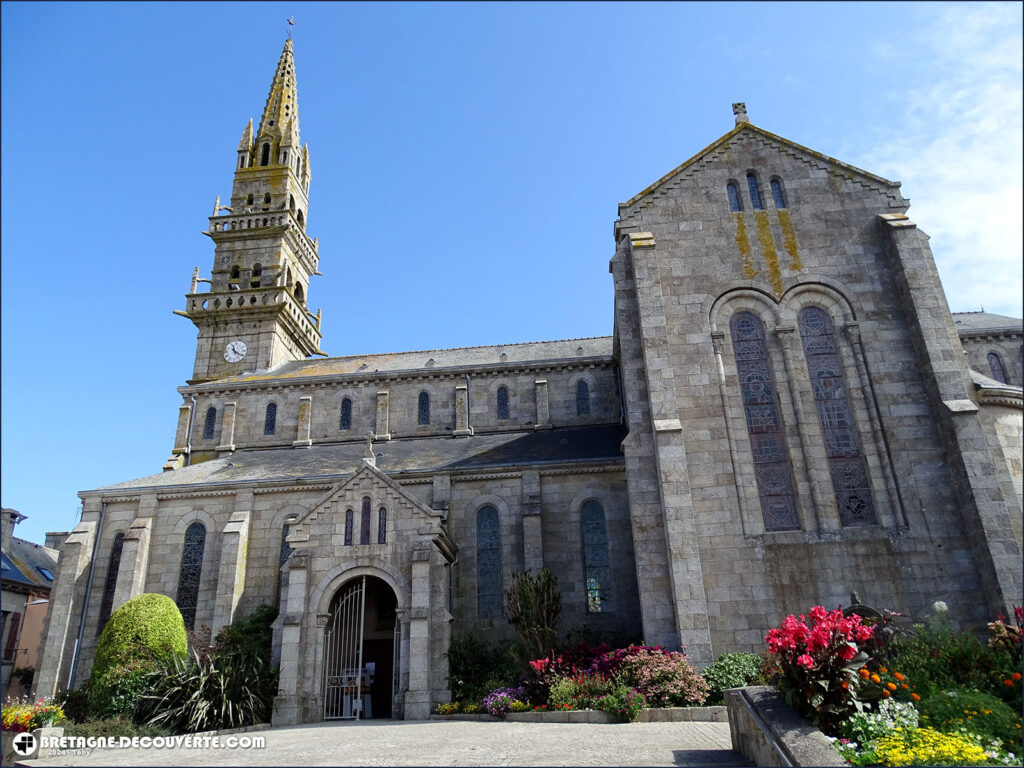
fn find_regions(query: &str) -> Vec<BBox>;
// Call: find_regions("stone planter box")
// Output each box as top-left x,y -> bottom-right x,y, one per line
2,726 -> 65,763
725,686 -> 844,767
431,706 -> 727,724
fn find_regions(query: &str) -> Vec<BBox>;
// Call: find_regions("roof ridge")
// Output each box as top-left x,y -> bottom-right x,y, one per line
314,335 -> 614,362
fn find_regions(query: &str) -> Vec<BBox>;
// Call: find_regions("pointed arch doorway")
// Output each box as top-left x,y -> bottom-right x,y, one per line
323,575 -> 399,720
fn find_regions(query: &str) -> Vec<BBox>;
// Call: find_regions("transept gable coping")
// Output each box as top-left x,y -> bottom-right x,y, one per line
618,121 -> 905,218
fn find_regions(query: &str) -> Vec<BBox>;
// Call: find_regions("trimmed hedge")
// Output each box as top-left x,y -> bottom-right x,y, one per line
92,593 -> 187,679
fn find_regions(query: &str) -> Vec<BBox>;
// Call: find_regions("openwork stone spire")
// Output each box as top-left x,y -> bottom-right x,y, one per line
256,38 -> 300,150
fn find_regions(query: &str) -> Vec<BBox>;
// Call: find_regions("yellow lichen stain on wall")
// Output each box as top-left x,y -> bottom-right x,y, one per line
777,209 -> 801,271
754,211 -> 783,297
733,212 -> 759,280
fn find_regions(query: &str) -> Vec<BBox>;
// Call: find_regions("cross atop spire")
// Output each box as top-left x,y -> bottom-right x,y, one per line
287,16 -> 295,39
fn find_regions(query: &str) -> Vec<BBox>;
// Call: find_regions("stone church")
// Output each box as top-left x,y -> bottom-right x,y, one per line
38,39 -> 1023,723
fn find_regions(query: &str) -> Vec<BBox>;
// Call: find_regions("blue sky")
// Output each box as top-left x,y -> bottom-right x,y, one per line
2,1 -> 1021,547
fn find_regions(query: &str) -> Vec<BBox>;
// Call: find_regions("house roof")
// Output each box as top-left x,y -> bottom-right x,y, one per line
210,337 -> 615,385
1,538 -> 58,593
952,311 -> 1023,335
86,424 -> 627,495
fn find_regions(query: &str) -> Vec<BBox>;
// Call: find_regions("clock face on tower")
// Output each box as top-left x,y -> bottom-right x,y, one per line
224,339 -> 248,363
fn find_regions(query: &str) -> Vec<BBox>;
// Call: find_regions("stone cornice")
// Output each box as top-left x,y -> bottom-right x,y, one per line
978,387 -> 1024,410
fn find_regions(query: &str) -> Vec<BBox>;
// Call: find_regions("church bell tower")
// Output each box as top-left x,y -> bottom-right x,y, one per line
178,38 -> 323,383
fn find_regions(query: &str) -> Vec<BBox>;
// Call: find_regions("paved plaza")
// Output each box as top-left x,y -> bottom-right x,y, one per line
23,719 -> 752,767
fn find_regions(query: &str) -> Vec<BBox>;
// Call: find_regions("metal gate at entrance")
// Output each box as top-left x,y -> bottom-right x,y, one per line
323,575 -> 400,720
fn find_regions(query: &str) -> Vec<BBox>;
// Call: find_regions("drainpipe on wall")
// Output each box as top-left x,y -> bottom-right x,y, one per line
67,500 -> 105,689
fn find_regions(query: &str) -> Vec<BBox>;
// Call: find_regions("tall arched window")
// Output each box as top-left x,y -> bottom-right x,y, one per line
988,352 -> 1008,384
417,392 -> 430,425
360,496 -> 371,545
727,182 -> 743,212
340,397 -> 352,430
176,522 -> 206,630
747,173 -> 764,210
344,509 -> 354,546
770,178 -> 787,208
98,532 -> 125,630
378,507 -> 387,544
496,386 -> 510,421
276,523 -> 293,607
476,505 -> 501,618
798,306 -> 876,526
576,380 -> 591,416
230,264 -> 241,280
264,402 -> 277,435
581,500 -> 610,613
202,407 -> 217,440
260,143 -> 271,166
730,311 -> 799,531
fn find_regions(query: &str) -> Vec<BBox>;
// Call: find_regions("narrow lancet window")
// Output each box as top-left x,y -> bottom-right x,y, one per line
496,386 -> 510,420
260,143 -> 271,166
476,505 -> 501,618
988,352 -> 1008,384
264,402 -> 277,435
378,507 -> 387,544
727,182 -> 743,212
747,173 -> 763,210
417,391 -> 430,425
340,397 -> 352,430
98,532 -> 125,630
176,522 -> 206,630
344,509 -> 354,546
360,497 -> 371,545
798,306 -> 876,526
277,523 -> 293,607
202,407 -> 217,440
581,500 -> 610,613
730,311 -> 799,531
770,178 -> 787,208
576,380 -> 591,416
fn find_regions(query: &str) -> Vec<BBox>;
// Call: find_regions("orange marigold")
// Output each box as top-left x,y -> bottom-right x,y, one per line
1012,672 -> 1022,681
870,674 -> 881,683
879,667 -> 888,674
859,668 -> 870,679
1005,679 -> 1015,687
893,672 -> 905,681
841,681 -> 849,690
911,693 -> 921,701
887,682 -> 898,691
882,689 -> 891,698
900,683 -> 909,689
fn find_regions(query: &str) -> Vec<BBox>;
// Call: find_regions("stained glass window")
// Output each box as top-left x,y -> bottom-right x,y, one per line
264,402 -> 277,435
476,505 -> 502,618
730,311 -> 799,531
576,380 -> 591,416
747,173 -> 763,210
497,386 -> 510,421
176,522 -> 206,630
770,178 -> 786,208
581,500 -> 610,612
727,182 -> 743,212
798,306 -> 876,526
418,392 -> 430,425
98,532 -> 125,631
344,509 -> 353,546
360,497 -> 371,545
988,352 -> 1008,384
378,507 -> 387,544
202,407 -> 216,440
340,397 -> 352,430
277,523 -> 293,607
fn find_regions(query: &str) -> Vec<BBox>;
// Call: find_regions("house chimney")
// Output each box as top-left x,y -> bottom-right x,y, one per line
2,508 -> 26,544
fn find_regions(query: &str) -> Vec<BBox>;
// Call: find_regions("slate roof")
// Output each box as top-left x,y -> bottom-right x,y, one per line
212,337 -> 614,384
90,424 -> 627,494
1,539 -> 58,594
952,312 -> 1023,334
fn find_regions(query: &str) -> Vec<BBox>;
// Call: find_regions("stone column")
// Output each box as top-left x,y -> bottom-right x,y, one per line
112,515 -> 153,612
521,470 -> 544,572
775,326 -> 831,531
374,390 -> 391,441
273,550 -> 309,726
172,401 -> 192,456
35,518 -> 97,697
711,332 -> 756,534
534,380 -> 551,429
217,402 -> 237,452
431,474 -> 450,516
453,384 -> 474,437
293,396 -> 313,447
211,494 -> 251,635
404,550 -> 432,720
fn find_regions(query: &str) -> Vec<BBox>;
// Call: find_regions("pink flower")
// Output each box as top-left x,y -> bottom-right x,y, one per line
797,654 -> 814,669
838,644 -> 856,661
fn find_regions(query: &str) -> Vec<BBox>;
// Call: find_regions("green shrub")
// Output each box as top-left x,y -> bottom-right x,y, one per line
63,715 -> 170,739
838,698 -> 920,751
549,672 -> 613,710
446,634 -> 519,703
87,662 -> 162,721
55,686 -> 91,724
918,689 -> 1023,750
435,702 -> 460,715
595,685 -> 646,722
504,569 -> 562,662
92,594 -> 187,680
702,653 -> 766,704
214,604 -> 276,665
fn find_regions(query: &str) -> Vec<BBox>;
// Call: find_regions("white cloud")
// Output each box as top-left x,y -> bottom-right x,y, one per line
864,2 -> 1023,316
